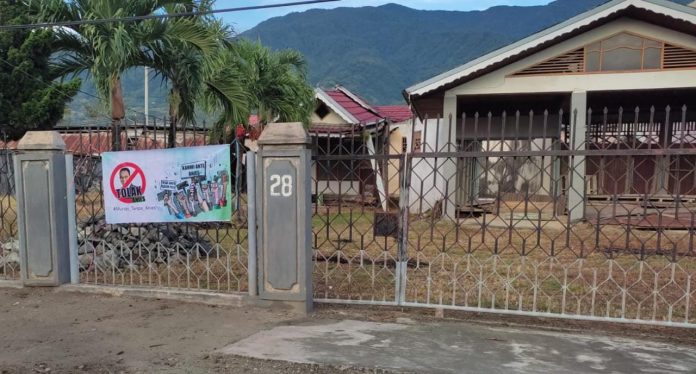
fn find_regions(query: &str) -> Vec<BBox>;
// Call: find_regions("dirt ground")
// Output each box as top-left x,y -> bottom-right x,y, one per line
1,286 -> 696,373
0,287 -> 397,374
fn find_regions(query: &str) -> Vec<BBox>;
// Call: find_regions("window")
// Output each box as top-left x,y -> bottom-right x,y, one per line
513,32 -> 696,77
585,32 -> 663,72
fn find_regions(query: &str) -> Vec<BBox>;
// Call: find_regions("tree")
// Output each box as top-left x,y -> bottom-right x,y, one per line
141,4 -> 248,146
234,40 -> 314,126
207,40 -> 315,143
34,0 -> 215,149
0,0 -> 80,140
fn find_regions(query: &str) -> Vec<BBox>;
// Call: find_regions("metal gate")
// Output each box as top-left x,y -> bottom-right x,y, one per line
313,106 -> 696,327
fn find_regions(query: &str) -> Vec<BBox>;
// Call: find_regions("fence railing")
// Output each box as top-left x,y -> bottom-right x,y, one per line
56,122 -> 250,292
311,105 -> 696,326
0,136 -> 19,280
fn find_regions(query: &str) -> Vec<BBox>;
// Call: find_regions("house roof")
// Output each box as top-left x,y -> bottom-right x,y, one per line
404,0 -> 696,101
316,86 -> 386,125
308,123 -> 360,135
0,131 -> 206,156
375,105 -> 414,123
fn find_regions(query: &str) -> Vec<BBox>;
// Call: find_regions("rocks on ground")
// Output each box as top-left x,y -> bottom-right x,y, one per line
77,214 -> 214,271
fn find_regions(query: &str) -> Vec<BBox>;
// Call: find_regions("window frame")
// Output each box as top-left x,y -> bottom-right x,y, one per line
584,31 -> 664,73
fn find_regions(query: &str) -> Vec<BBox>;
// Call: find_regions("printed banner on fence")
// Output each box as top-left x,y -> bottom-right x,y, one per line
102,145 -> 232,224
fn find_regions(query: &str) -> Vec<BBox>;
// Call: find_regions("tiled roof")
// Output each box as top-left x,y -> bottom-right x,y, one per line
375,106 -> 414,123
324,89 -> 383,124
0,131 -> 207,156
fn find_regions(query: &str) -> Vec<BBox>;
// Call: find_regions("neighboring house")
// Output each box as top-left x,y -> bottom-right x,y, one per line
404,0 -> 696,220
310,86 -> 420,210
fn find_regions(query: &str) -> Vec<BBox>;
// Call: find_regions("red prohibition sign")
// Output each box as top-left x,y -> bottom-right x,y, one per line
110,162 -> 147,203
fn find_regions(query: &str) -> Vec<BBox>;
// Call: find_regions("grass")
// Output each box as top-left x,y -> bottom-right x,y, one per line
311,206 -> 696,323
3,187 -> 696,323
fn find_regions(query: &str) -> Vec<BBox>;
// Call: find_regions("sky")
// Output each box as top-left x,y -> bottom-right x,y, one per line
217,0 -> 553,32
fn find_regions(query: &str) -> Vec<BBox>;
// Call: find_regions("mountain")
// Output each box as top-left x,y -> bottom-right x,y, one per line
241,0 -> 693,104
64,0 -> 693,124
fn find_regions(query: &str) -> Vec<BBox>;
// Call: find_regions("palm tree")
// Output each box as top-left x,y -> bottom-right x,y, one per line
142,11 -> 249,146
234,40 -> 315,126
206,40 -> 315,143
34,0 -> 215,149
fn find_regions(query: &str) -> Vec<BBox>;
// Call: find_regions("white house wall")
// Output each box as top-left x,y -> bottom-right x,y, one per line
405,117 -> 455,216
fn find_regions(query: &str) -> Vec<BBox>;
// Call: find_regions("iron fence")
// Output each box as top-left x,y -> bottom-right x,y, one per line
312,105 -> 696,327
0,134 -> 19,280
68,120 -> 249,292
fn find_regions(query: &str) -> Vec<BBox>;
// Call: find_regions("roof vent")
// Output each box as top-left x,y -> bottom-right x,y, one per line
664,44 -> 696,69
513,48 -> 584,76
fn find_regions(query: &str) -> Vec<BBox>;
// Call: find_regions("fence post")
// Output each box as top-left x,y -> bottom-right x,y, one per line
13,131 -> 72,286
568,91 -> 588,221
256,123 -> 313,314
246,151 -> 258,296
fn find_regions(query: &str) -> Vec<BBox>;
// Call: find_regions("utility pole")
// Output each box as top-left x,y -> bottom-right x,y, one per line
144,67 -> 149,127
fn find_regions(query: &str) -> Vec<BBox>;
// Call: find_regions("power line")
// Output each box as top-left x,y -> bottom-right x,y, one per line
0,0 -> 340,30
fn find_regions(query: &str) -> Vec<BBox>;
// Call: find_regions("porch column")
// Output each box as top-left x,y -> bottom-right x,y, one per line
654,110 -> 674,195
443,95 -> 458,219
568,91 -> 587,221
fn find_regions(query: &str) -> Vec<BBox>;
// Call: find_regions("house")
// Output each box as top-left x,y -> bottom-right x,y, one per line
310,86 -> 419,210
404,0 -> 696,221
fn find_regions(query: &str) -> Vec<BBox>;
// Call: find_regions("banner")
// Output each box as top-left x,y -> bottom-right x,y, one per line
102,145 -> 233,224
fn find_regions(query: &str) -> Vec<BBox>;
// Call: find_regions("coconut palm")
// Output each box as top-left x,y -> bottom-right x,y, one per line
141,12 -> 249,146
233,39 -> 315,126
33,0 -> 215,149
204,40 -> 315,143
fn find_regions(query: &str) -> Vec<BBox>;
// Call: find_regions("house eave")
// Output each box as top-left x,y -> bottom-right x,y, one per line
315,88 -> 360,124
405,0 -> 696,101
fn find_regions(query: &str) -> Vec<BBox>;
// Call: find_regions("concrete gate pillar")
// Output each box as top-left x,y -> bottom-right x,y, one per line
13,131 -> 72,286
256,123 -> 313,314
568,91 -> 588,222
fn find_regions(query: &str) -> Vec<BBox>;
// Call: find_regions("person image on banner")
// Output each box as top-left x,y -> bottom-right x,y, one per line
176,190 -> 192,218
211,180 -> 221,209
219,171 -> 229,207
192,179 -> 210,212
117,167 -> 144,202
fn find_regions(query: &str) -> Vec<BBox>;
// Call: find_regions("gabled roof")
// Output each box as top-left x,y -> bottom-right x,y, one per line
404,0 -> 696,101
0,132 -> 206,156
315,86 -> 385,125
